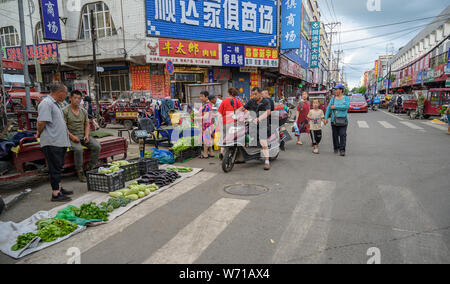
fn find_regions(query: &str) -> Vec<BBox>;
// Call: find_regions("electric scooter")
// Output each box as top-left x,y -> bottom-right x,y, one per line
220,112 -> 290,173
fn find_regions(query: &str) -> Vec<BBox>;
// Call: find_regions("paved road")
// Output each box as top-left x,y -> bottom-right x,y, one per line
1,110 -> 449,264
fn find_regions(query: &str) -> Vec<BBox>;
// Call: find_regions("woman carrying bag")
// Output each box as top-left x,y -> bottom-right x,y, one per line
324,85 -> 350,156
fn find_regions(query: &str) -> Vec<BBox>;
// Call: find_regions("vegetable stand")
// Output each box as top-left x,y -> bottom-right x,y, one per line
0,166 -> 203,260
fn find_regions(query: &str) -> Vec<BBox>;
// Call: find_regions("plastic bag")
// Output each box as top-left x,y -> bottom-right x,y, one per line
55,206 -> 103,226
152,148 -> 174,164
440,115 -> 449,123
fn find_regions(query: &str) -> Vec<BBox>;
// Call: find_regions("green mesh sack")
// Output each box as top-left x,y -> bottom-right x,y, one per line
55,206 -> 103,226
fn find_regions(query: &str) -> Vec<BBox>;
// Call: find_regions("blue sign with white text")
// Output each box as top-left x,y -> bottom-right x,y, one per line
40,0 -> 62,41
310,21 -> 320,68
146,0 -> 278,47
222,44 -> 245,67
281,0 -> 301,49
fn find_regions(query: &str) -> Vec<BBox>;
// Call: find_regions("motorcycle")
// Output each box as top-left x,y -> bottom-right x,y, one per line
220,111 -> 290,173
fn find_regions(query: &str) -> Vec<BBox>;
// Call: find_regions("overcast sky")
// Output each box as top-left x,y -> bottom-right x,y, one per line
316,0 -> 450,89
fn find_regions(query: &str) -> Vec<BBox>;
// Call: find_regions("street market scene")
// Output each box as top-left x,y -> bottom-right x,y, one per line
0,0 -> 449,268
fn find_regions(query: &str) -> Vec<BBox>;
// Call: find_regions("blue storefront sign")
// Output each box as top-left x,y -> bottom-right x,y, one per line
310,21 -> 320,68
417,72 -> 422,84
282,34 -> 310,70
446,48 -> 450,75
281,0 -> 301,49
39,0 -> 62,41
222,44 -> 245,67
146,0 -> 278,47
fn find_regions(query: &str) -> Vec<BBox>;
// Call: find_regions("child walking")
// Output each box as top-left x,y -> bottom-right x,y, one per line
308,99 -> 325,154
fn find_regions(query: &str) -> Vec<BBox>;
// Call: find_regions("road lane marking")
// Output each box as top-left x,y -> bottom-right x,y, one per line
421,121 -> 447,131
143,198 -> 249,264
400,121 -> 424,130
378,121 -> 396,129
357,121 -> 370,128
380,110 -> 405,121
272,180 -> 336,264
18,172 -> 218,264
379,185 -> 450,264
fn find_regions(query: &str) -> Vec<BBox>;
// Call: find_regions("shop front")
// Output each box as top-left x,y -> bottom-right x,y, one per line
279,55 -> 305,98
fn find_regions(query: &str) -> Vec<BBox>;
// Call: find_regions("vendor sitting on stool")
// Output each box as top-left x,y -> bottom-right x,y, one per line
63,90 -> 101,182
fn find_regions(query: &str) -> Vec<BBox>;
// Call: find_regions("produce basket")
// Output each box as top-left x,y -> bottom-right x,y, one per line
119,162 -> 139,182
86,169 -> 125,193
170,148 -> 197,163
129,157 -> 159,175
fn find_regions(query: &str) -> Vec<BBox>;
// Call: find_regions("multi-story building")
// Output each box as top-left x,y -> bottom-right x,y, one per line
389,5 -> 450,91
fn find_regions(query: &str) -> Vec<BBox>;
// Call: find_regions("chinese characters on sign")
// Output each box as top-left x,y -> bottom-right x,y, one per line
151,74 -> 171,98
309,21 -> 320,68
279,56 -> 302,79
146,38 -> 222,66
222,45 -> 245,67
244,46 -> 279,68
281,0 -> 301,49
130,66 -> 151,91
40,0 -> 62,41
147,0 -> 278,47
5,42 -> 59,64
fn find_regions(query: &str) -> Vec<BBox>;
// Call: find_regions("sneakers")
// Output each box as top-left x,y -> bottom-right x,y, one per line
77,171 -> 87,183
313,148 -> 319,154
264,163 -> 271,171
340,151 -> 346,157
51,192 -> 72,202
61,188 -> 74,195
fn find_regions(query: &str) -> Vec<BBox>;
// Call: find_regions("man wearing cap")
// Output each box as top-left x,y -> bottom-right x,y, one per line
324,84 -> 350,156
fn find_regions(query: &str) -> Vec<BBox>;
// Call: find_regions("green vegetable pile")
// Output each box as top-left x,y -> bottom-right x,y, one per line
11,218 -> 78,251
144,151 -> 153,158
438,105 -> 448,116
109,160 -> 131,167
108,181 -> 158,201
37,219 -> 78,243
167,167 -> 193,173
11,233 -> 37,251
71,203 -> 109,221
99,196 -> 131,212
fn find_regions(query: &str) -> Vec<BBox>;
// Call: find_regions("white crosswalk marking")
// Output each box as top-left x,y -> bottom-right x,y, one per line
143,198 -> 249,264
400,121 -> 424,130
378,121 -> 396,129
272,180 -> 336,264
421,121 -> 447,131
357,121 -> 369,128
18,172 -> 218,264
379,185 -> 450,264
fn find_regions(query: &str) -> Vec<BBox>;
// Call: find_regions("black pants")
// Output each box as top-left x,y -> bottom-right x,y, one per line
310,130 -> 322,146
42,146 -> 67,191
331,124 -> 347,152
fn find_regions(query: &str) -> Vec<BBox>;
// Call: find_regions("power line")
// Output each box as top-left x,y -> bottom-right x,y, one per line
340,13 -> 450,34
339,22 -> 435,45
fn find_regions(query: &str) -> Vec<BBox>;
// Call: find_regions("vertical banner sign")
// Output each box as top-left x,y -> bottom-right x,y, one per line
310,22 -> 320,68
446,48 -> 450,75
281,0 -> 301,49
40,0 -> 62,41
130,65 -> 151,91
374,60 -> 379,79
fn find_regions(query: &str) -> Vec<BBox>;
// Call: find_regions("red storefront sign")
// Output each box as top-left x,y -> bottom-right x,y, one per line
5,42 -> 59,64
130,65 -> 151,91
434,64 -> 446,82
159,39 -> 219,59
279,56 -> 302,79
146,38 -> 221,66
244,46 -> 279,67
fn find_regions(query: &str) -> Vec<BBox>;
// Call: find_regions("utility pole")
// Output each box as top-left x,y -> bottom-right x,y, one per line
0,41 -> 7,129
27,0 -> 42,92
324,22 -> 341,91
335,50 -> 343,83
90,9 -> 101,120
18,0 -> 32,118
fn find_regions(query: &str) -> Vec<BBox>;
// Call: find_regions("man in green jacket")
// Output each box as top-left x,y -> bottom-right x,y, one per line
416,91 -> 426,119
63,90 -> 101,182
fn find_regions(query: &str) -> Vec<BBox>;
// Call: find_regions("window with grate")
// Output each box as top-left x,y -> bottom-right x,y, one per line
79,2 -> 117,40
0,26 -> 20,47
